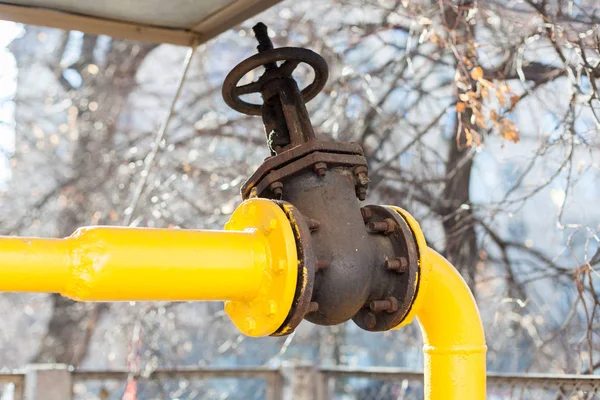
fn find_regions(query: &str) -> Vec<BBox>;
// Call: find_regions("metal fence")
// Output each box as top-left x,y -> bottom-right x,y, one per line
320,367 -> 600,399
1,365 -> 600,399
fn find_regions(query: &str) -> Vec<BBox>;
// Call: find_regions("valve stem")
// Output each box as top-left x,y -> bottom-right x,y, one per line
252,22 -> 276,70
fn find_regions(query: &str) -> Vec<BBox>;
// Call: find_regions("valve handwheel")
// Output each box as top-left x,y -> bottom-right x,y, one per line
222,33 -> 329,116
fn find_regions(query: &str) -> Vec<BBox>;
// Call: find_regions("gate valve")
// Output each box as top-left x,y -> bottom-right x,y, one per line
222,24 -> 421,336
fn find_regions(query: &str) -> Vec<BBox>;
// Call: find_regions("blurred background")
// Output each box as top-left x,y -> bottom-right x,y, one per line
0,0 -> 599,398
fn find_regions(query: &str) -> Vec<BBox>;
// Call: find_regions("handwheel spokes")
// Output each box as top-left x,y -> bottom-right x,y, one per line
280,59 -> 301,76
235,60 -> 301,97
234,81 -> 263,96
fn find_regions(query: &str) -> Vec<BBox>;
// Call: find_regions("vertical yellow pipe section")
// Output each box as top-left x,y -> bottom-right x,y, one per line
418,248 -> 487,400
0,227 -> 266,301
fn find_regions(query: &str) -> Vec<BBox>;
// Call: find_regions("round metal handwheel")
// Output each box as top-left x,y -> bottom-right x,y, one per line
222,47 -> 329,116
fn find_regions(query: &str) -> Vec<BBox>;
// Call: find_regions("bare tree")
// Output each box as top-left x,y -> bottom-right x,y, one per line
1,0 -> 599,396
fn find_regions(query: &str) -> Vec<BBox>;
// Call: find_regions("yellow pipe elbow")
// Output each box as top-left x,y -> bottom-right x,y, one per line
418,248 -> 487,400
389,206 -> 486,400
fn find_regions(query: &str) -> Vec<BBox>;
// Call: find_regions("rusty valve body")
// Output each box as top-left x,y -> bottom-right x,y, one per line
222,23 -> 420,335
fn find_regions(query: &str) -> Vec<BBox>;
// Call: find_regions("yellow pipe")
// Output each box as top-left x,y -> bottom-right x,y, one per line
1,236 -> 71,293
0,199 -> 299,337
0,227 -> 266,301
418,248 -> 487,400
389,207 -> 486,400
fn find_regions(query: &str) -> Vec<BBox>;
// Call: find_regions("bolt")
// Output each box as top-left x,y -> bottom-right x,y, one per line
263,218 -> 277,236
358,172 -> 369,186
316,260 -> 329,271
360,207 -> 372,223
308,302 -> 319,313
268,300 -> 277,317
370,297 -> 399,313
269,182 -> 283,199
306,218 -> 320,232
276,259 -> 287,274
357,187 -> 367,201
367,218 -> 395,234
364,312 -> 377,329
314,162 -> 327,177
245,317 -> 257,333
385,257 -> 408,273
354,166 -> 369,185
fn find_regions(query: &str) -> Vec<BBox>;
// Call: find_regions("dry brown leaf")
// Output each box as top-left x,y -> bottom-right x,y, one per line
510,94 -> 520,108
463,127 -> 482,147
490,109 -> 498,123
473,110 -> 487,129
456,102 -> 466,113
481,86 -> 489,100
499,119 -> 520,143
465,127 -> 473,147
470,66 -> 484,80
499,82 -> 511,93
496,91 -> 507,107
479,78 -> 493,88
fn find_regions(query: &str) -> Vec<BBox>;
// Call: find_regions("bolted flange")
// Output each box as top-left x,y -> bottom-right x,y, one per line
270,201 -> 317,336
352,205 -> 420,332
223,199 -> 299,337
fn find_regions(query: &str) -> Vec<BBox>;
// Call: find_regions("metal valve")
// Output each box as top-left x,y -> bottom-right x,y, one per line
222,24 -> 420,336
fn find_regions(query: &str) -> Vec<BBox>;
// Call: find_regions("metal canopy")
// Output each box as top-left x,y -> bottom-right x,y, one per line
0,0 -> 282,46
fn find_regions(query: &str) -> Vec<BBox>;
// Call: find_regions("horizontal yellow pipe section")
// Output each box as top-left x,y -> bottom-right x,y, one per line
0,227 -> 267,301
417,248 -> 487,400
